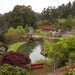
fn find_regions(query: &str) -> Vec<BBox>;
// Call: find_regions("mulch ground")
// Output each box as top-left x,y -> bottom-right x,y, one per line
29,63 -> 52,75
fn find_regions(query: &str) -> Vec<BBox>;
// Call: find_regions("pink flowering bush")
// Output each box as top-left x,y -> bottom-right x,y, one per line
42,28 -> 51,30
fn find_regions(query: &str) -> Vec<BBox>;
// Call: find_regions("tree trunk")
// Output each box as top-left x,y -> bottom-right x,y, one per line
68,57 -> 72,65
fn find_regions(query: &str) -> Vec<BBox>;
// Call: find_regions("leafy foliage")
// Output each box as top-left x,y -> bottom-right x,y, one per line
3,26 -> 26,43
0,51 -> 31,68
25,24 -> 29,33
34,59 -> 51,65
8,27 -> 15,33
7,5 -> 36,28
3,32 -> 21,44
15,26 -> 26,37
0,64 -> 28,75
0,34 -> 6,43
63,68 -> 75,75
43,35 -> 75,67
34,29 -> 43,34
62,15 -> 74,29
0,44 -> 8,54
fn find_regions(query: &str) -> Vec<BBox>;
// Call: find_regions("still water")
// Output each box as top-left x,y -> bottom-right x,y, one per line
17,42 -> 45,63
29,44 -> 45,63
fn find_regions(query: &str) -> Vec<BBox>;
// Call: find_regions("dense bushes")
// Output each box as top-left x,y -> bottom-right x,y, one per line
0,64 -> 28,75
0,51 -> 31,68
15,26 -> 26,37
0,44 -> 8,51
43,35 -> 75,68
61,15 -> 74,29
3,26 -> 26,43
34,59 -> 51,65
34,29 -> 43,34
0,34 -> 6,43
0,44 -> 8,54
63,68 -> 75,75
3,32 -> 21,43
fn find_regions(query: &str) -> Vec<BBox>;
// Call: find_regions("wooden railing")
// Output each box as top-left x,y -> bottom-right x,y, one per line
30,63 -> 44,69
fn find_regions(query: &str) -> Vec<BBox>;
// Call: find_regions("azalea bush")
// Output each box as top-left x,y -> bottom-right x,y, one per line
0,51 -> 31,68
42,28 -> 51,30
0,64 -> 28,75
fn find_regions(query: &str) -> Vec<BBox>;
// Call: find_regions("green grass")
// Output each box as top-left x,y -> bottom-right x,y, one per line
52,37 -> 62,39
7,42 -> 25,52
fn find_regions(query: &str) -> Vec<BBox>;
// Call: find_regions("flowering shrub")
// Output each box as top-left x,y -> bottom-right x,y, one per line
0,64 -> 28,75
37,27 -> 40,29
0,51 -> 31,68
42,28 -> 51,30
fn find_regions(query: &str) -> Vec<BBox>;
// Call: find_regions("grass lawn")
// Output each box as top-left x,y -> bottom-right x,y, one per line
52,37 -> 62,39
7,42 -> 25,52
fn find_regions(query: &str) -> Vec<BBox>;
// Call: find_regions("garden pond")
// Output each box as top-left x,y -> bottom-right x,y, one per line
17,42 -> 46,63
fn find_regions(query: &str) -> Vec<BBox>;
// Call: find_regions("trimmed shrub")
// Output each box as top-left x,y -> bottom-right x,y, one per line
16,26 -> 26,37
0,51 -> 31,68
0,64 -> 28,75
3,32 -> 21,43
34,29 -> 43,34
8,27 -> 15,33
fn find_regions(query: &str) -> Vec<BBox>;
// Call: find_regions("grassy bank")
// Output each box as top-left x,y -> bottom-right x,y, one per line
7,42 -> 25,52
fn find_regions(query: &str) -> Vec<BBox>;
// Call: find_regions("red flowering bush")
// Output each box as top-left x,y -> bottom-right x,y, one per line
0,51 -> 31,68
42,28 -> 51,30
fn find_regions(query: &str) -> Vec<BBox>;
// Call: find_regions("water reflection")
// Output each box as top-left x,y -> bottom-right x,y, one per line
29,45 -> 45,63
17,42 -> 46,63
